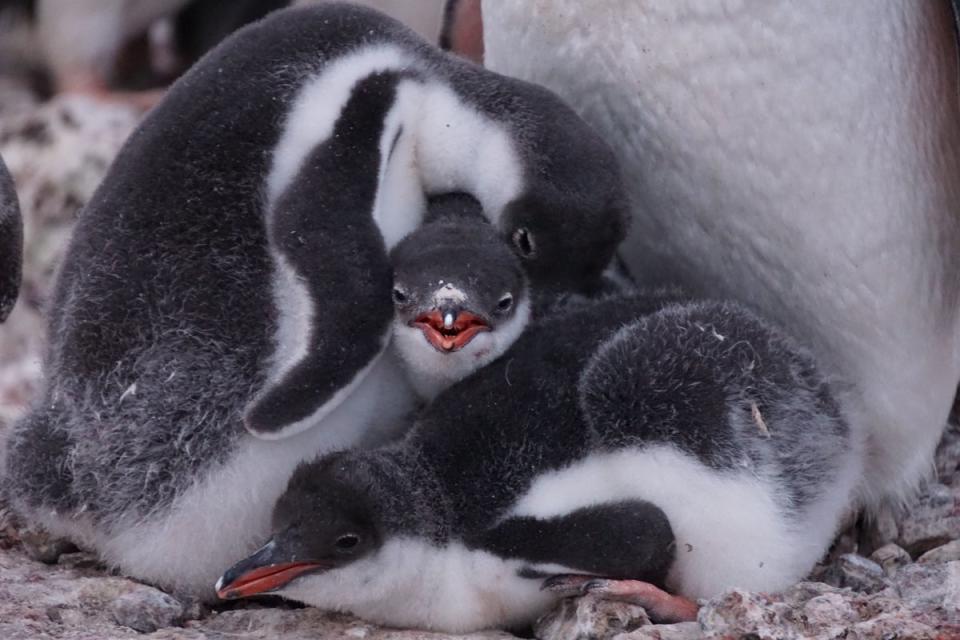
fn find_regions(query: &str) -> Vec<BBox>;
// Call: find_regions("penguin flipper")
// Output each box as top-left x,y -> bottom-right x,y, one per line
0,154 -> 22,322
245,72 -> 402,440
476,500 -> 675,584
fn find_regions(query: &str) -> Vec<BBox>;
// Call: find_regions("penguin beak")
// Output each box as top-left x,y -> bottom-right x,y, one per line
411,306 -> 490,352
215,539 -> 327,600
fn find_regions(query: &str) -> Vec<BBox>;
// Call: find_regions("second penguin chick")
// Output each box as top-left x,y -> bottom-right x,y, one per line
216,297 -> 861,632
390,194 -> 531,400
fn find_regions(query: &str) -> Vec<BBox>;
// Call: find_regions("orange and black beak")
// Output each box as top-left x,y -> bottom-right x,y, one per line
411,306 -> 490,353
216,539 -> 327,600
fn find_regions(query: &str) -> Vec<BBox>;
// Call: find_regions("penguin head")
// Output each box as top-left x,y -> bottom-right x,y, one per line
215,455 -> 383,601
500,188 -> 629,294
389,204 -> 531,399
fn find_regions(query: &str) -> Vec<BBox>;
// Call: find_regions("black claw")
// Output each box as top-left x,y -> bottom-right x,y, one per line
582,579 -> 609,594
541,574 -> 598,597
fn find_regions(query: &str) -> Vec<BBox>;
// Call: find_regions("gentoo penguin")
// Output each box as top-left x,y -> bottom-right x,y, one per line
216,296 -> 861,633
4,4 -> 625,598
0,153 -> 22,321
472,0 -> 960,509
390,193 -> 531,400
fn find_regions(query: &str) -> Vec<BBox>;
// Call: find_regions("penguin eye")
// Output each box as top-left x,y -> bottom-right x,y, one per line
335,533 -> 360,551
496,293 -> 513,313
392,288 -> 408,304
512,228 -> 536,259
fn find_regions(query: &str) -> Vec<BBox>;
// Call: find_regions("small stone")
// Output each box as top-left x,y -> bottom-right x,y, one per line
817,553 -> 890,593
895,483 -> 960,556
917,540 -> 960,564
171,594 -> 207,622
839,554 -> 887,590
894,560 -> 960,622
869,543 -> 912,577
618,621 -> 701,639
110,586 -> 184,633
535,594 -> 652,640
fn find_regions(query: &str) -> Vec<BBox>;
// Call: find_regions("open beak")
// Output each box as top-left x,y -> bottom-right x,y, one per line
215,539 -> 326,600
411,307 -> 490,353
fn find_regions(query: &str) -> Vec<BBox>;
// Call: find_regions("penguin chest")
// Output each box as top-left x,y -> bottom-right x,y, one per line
282,538 -> 557,633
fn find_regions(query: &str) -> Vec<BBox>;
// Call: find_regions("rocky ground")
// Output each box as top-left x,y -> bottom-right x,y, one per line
0,91 -> 959,640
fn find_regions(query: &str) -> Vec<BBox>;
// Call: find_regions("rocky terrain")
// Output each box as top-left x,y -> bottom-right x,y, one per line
0,91 -> 958,640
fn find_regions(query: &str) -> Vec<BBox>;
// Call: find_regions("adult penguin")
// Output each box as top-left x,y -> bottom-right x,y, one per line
462,0 -> 960,509
4,3 -> 627,597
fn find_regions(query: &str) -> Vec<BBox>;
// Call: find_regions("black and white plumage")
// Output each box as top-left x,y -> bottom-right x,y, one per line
0,154 -> 21,322
217,296 -> 861,633
4,3 -> 626,598
390,194 -> 531,400
480,0 -> 960,510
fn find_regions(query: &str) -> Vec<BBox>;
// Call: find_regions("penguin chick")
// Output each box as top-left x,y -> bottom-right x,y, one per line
217,297 -> 861,633
390,193 -> 531,400
0,154 -> 22,321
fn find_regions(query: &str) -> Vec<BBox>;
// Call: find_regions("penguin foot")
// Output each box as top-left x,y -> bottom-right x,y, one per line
542,575 -> 699,624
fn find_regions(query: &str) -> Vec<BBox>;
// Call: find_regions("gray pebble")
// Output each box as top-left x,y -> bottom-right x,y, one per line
870,543 -> 912,577
917,539 -> 960,564
110,586 -> 184,633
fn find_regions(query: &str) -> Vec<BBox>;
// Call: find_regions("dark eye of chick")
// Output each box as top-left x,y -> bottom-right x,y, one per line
496,293 -> 513,313
335,533 -> 360,551
392,288 -> 408,304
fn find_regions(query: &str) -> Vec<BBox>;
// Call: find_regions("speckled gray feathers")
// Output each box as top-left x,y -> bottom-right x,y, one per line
5,3 -> 628,527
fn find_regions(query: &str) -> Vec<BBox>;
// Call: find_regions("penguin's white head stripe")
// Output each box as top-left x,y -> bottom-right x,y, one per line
267,45 -> 415,205
414,81 -> 524,223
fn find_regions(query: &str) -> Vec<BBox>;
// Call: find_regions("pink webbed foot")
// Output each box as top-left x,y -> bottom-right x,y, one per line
542,575 -> 699,624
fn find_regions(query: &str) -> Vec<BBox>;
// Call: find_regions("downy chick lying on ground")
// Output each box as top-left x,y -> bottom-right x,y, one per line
217,213 -> 861,633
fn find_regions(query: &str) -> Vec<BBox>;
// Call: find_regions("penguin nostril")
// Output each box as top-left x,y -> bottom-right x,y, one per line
335,534 -> 360,551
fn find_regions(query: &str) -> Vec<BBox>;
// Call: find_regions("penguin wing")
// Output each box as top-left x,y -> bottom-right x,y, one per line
0,154 -> 22,322
475,500 -> 675,583
244,72 -> 402,439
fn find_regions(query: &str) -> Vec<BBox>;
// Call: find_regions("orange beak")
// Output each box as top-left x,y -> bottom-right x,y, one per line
217,555 -> 328,600
411,309 -> 490,352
